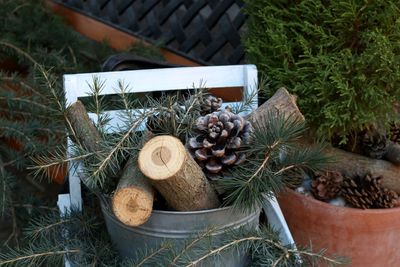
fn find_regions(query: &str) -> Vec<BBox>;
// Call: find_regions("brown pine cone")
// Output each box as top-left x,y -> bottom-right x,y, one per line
361,130 -> 389,159
389,123 -> 400,144
200,95 -> 222,115
342,173 -> 399,209
311,170 -> 343,201
187,109 -> 252,177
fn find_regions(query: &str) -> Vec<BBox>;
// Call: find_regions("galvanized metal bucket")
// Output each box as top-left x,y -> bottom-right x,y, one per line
99,197 -> 260,266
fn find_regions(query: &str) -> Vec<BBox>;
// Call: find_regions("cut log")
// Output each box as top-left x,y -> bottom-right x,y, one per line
248,87 -> 400,193
138,135 -> 220,211
66,100 -> 102,152
246,87 -> 305,124
112,158 -> 154,226
66,100 -> 154,224
324,147 -> 400,192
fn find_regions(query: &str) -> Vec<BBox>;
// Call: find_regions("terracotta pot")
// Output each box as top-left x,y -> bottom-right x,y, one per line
278,189 -> 400,267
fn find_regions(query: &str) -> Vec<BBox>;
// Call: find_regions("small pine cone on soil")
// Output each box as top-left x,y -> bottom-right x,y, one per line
311,170 -> 343,201
199,95 -> 223,115
389,123 -> 400,144
341,173 -> 400,209
361,130 -> 389,159
187,109 -> 252,177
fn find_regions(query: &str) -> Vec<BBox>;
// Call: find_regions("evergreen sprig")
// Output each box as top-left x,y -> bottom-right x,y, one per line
120,226 -> 345,267
0,244 -> 79,267
0,0 -> 118,213
31,78 -> 211,193
244,0 -> 400,144
219,113 -> 330,211
0,208 -> 117,267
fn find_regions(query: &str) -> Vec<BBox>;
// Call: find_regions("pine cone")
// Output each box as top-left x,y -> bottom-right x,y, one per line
199,95 -> 222,115
187,109 -> 252,177
389,123 -> 400,144
342,173 -> 399,209
361,130 -> 389,159
311,170 -> 343,201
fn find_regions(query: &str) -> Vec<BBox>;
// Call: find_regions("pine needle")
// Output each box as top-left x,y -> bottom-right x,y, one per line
218,113 -> 330,211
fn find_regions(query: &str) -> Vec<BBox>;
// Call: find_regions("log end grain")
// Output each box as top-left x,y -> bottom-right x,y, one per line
138,135 -> 186,180
112,187 -> 153,226
138,135 -> 221,211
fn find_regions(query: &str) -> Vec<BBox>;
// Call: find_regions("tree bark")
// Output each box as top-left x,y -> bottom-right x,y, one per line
138,135 -> 220,211
324,147 -> 400,192
246,87 -> 305,124
248,87 -> 400,193
66,101 -> 154,224
66,100 -> 102,152
112,158 -> 154,226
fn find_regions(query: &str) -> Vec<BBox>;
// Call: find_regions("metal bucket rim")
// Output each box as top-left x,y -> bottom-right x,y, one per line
150,205 -> 233,215
119,211 -> 260,238
100,196 -> 260,232
99,193 -> 251,215
101,204 -> 260,237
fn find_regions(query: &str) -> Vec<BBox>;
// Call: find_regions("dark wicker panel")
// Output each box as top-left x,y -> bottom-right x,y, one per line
53,0 -> 247,65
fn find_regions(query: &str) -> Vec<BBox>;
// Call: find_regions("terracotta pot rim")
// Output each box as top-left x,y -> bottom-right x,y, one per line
281,188 -> 400,214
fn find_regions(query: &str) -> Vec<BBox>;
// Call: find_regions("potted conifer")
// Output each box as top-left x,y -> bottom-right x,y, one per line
244,1 -> 400,266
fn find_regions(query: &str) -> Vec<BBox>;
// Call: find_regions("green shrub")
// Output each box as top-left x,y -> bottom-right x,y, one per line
244,0 -> 400,144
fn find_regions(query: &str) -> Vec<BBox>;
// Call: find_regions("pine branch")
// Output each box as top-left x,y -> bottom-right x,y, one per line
174,88 -> 204,136
0,108 -> 54,121
0,41 -> 73,143
0,76 -> 49,100
86,76 -> 110,132
218,113 -> 329,211
131,244 -> 172,267
0,247 -> 80,267
169,228 -> 216,266
89,108 -> 152,183
246,140 -> 280,185
0,96 -> 58,113
185,236 -> 262,267
29,146 -> 97,183
127,226 -> 345,267
0,126 -> 37,151
2,205 -> 118,266
115,80 -> 136,124
144,88 -> 206,141
229,84 -> 258,114
26,219 -> 71,241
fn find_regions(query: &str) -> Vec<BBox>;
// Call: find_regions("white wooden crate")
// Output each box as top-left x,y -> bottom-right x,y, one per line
58,64 -> 295,264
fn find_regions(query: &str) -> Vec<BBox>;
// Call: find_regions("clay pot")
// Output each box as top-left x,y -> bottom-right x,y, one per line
278,189 -> 400,267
